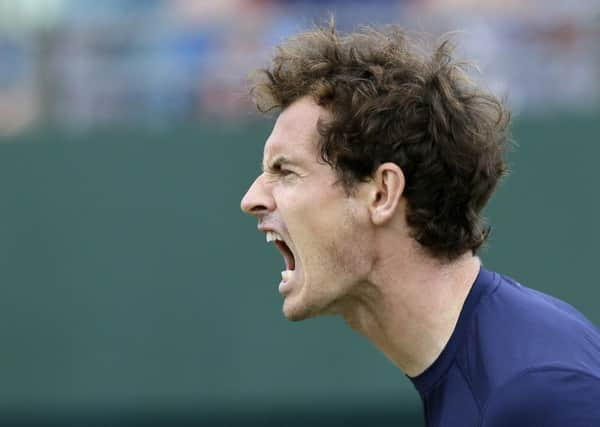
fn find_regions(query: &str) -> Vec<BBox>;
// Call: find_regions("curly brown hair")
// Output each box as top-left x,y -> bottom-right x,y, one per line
249,22 -> 510,261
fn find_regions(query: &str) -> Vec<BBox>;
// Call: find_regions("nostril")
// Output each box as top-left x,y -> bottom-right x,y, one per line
248,204 -> 269,215
240,192 -> 259,214
241,194 -> 269,215
241,193 -> 275,216
251,204 -> 268,213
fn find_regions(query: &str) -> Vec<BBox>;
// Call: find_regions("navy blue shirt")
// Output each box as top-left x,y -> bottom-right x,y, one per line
410,267 -> 600,426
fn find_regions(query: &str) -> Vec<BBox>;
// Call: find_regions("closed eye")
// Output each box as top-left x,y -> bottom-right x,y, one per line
278,168 -> 295,176
266,162 -> 294,176
262,156 -> 301,179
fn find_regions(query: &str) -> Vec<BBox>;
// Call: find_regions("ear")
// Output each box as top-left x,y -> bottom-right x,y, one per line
368,162 -> 405,226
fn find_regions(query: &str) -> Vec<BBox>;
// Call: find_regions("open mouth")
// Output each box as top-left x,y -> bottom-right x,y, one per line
266,231 -> 296,272
275,240 -> 296,271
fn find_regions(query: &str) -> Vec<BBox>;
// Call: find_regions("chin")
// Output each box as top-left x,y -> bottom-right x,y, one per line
282,290 -> 338,321
282,292 -> 321,321
282,301 -> 312,322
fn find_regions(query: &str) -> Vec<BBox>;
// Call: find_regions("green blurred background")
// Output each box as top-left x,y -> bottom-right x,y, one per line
1,114 -> 599,426
0,1 -> 598,426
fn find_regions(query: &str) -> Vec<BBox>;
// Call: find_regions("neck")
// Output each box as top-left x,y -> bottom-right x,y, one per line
339,245 -> 481,377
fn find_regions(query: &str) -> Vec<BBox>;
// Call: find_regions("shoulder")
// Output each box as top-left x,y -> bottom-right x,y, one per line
480,366 -> 600,427
465,272 -> 600,383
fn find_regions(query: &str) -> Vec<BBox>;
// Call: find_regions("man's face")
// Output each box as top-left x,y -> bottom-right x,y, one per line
241,97 -> 373,321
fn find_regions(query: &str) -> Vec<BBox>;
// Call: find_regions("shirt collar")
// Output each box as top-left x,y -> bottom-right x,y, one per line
408,266 -> 500,396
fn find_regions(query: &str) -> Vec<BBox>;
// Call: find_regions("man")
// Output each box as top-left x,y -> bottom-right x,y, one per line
240,23 -> 600,426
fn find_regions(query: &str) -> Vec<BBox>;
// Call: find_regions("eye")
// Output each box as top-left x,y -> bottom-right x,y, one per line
263,159 -> 299,181
270,163 -> 295,177
279,168 -> 295,176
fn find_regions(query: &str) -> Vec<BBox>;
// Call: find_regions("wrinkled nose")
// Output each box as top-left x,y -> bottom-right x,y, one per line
240,174 -> 274,217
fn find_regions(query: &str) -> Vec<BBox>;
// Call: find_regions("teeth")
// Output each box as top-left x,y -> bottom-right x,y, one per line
266,231 -> 284,242
281,270 -> 293,282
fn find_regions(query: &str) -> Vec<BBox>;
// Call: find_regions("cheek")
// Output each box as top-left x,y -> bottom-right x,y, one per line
329,221 -> 371,275
311,206 -> 371,276
280,184 -> 368,269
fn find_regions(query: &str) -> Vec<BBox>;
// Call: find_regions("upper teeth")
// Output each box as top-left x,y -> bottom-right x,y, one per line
266,231 -> 283,242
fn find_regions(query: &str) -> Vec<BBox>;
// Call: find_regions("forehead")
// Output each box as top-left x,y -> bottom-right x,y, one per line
263,97 -> 324,162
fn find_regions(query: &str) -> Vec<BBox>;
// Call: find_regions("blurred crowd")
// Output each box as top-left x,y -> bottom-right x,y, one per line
0,0 -> 598,135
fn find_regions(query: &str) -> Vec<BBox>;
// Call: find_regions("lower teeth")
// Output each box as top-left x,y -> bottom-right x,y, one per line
281,270 -> 293,282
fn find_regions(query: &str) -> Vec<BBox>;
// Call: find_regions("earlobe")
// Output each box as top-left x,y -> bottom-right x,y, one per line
370,163 -> 405,225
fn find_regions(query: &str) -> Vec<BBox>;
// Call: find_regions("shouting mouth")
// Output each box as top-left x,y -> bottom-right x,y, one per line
266,231 -> 297,290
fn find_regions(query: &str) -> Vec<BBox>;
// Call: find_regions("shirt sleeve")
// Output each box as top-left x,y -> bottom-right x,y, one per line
481,367 -> 600,427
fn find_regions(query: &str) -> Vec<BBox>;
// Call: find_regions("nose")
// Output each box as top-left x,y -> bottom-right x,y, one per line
240,174 -> 275,216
